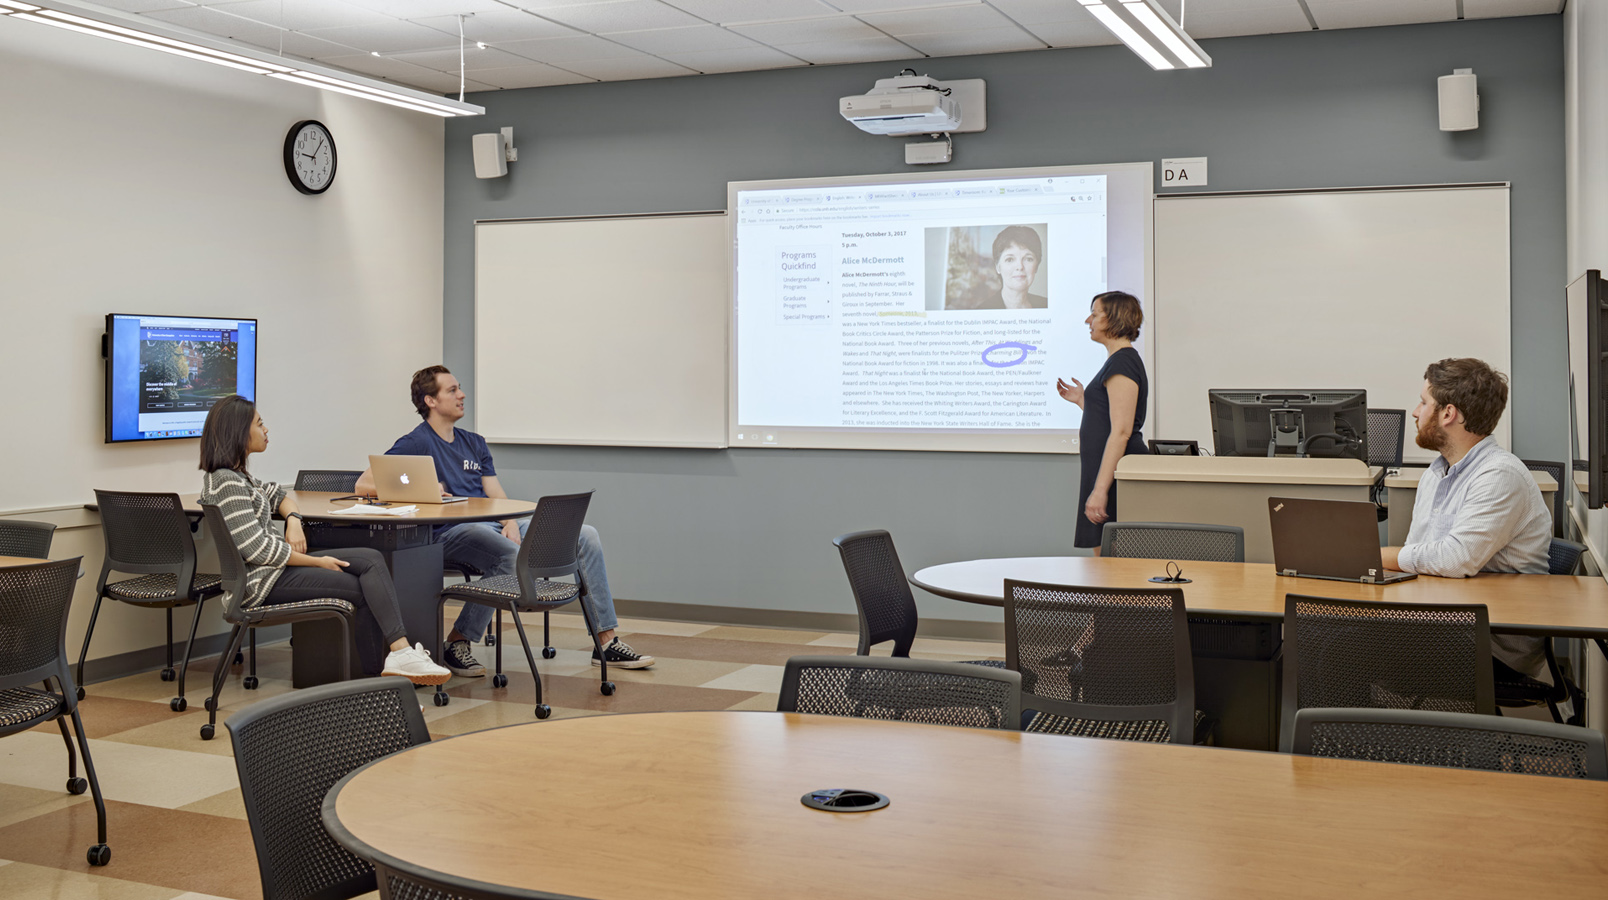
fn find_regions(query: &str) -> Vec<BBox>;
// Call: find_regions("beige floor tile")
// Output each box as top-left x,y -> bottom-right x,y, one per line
0,783 -> 92,829
0,732 -> 241,809
176,788 -> 247,821
172,893 -> 241,900
805,632 -> 862,648
99,710 -> 239,758
698,664 -> 785,694
426,699 -> 569,735
697,626 -> 832,645
0,859 -> 185,900
910,636 -> 1007,657
596,657 -> 749,688
611,616 -> 717,637
420,695 -> 488,725
724,692 -> 782,711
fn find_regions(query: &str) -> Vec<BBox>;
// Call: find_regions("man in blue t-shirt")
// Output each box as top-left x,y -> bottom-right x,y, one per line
356,365 -> 654,676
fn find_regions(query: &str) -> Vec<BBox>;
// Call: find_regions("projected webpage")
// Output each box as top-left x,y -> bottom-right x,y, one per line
731,164 -> 1150,453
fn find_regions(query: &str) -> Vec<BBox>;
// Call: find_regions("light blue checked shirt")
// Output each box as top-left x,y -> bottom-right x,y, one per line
1397,435 -> 1552,679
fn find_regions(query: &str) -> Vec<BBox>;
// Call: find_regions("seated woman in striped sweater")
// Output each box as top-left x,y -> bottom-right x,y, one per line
199,395 -> 449,686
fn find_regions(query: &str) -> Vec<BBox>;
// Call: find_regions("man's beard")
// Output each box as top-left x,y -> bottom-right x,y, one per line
1415,411 -> 1446,452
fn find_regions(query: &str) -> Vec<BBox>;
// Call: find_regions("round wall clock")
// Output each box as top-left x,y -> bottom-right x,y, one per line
283,120 -> 337,195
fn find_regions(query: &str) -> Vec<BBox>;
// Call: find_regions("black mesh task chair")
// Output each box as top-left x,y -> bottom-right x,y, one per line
293,470 -> 364,494
1520,459 -> 1568,538
1280,594 -> 1495,752
1098,521 -> 1245,562
1005,579 -> 1200,744
832,530 -> 1007,669
1493,538 -> 1589,724
778,655 -> 1022,730
1292,708 -> 1607,780
228,676 -> 431,900
434,491 -> 611,718
0,558 -> 110,865
1366,409 -> 1406,519
81,490 -> 224,711
199,505 -> 357,740
0,519 -> 57,558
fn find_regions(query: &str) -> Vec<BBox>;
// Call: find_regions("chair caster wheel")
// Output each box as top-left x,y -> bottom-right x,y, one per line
485,634 -> 497,647
170,697 -> 187,712
76,686 -> 85,701
203,697 -> 216,712
243,676 -> 259,690
432,692 -> 450,707
87,844 -> 110,867
67,777 -> 87,795
200,724 -> 215,741
542,646 -> 557,659
159,667 -> 176,682
491,673 -> 508,688
535,705 -> 552,719
600,681 -> 616,696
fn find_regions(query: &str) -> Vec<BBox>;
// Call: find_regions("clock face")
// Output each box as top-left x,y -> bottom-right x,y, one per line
283,120 -> 337,195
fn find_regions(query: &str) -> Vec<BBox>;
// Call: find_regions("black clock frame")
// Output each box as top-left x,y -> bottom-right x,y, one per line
283,119 -> 337,195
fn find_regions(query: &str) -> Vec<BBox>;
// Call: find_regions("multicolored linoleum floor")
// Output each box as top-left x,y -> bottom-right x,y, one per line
0,610 -> 1006,899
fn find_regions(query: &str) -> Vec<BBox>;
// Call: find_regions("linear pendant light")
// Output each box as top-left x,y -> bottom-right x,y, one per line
1079,0 -> 1211,71
0,0 -> 484,116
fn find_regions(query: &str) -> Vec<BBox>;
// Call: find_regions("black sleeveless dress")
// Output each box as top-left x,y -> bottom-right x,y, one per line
1076,346 -> 1149,548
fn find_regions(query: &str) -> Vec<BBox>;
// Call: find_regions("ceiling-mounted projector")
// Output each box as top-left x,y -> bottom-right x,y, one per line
840,74 -> 964,136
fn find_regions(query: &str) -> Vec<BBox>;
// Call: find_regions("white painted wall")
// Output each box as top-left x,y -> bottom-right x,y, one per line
1565,0 -> 1608,732
0,17 -> 445,666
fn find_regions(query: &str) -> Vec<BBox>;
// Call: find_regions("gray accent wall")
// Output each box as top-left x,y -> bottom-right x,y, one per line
442,17 -> 1564,622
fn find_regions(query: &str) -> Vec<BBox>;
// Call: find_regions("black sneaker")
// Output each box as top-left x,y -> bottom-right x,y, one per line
591,637 -> 655,669
443,639 -> 487,677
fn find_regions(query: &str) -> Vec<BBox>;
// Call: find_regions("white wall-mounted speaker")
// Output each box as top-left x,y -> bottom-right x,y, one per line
473,132 -> 508,179
1438,68 -> 1479,132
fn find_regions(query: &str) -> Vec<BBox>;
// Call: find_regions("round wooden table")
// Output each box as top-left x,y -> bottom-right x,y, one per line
321,710 -> 1608,900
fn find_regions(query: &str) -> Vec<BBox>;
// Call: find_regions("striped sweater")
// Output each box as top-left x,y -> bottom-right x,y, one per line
200,468 -> 291,609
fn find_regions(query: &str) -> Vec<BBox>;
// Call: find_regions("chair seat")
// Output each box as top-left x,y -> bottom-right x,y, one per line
440,574 -> 580,607
240,597 -> 355,624
105,572 -> 222,603
1026,708 -> 1207,744
0,687 -> 64,730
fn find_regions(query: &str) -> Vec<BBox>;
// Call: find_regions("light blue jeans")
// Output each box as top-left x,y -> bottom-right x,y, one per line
439,521 -> 618,641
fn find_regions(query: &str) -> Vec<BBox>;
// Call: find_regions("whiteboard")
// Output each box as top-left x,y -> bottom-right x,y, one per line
475,213 -> 729,448
1153,185 -> 1511,463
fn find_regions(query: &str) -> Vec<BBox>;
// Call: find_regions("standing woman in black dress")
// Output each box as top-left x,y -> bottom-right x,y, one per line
1055,291 -> 1149,554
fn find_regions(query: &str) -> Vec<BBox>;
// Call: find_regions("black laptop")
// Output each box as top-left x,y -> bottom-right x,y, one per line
1267,497 -> 1416,585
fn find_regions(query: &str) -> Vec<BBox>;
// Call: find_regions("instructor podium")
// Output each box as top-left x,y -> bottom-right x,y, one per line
1114,456 -> 1379,564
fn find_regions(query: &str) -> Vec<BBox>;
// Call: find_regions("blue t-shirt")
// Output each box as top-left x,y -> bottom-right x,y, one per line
385,423 -> 496,499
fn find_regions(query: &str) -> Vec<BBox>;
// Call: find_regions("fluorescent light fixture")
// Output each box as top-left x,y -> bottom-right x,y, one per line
1,0 -> 484,116
1083,0 -> 1211,71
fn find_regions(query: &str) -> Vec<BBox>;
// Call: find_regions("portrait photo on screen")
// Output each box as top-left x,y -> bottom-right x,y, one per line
925,223 -> 1048,311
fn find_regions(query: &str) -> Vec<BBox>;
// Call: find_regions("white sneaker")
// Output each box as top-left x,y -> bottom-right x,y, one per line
383,642 -> 452,686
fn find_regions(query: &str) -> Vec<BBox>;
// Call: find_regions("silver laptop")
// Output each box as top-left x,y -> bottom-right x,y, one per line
1268,497 -> 1415,585
367,455 -> 469,505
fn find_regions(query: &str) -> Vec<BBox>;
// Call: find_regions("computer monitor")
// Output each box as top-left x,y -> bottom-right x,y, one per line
1208,390 -> 1369,461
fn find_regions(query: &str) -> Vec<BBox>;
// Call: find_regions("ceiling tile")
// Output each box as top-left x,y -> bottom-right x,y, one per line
1306,0 -> 1457,30
662,45 -> 807,72
339,0 -> 509,16
856,4 -> 1017,36
411,8 -> 579,41
606,24 -> 761,53
497,34 -> 645,62
142,5 -> 287,44
233,30 -> 364,60
1182,3 -> 1312,40
502,0 -> 639,8
663,0 -> 839,22
558,53 -> 700,80
1462,0 -> 1563,17
824,1 -> 980,12
208,0 -> 388,31
459,61 -> 593,88
301,20 -> 461,52
532,0 -> 707,33
317,52 -> 451,84
388,45 -> 535,72
984,0 -> 1095,26
729,15 -> 885,44
898,25 -> 1045,55
771,34 -> 916,64
88,0 -> 196,12
383,68 -> 496,92
1019,18 -> 1113,48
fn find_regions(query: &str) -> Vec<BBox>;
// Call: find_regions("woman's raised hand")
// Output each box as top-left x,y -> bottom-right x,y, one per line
1056,376 -> 1085,408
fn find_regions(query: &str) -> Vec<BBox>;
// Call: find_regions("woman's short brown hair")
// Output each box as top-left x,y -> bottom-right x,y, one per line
199,395 -> 255,474
411,365 -> 452,420
1424,357 -> 1508,437
1093,291 -> 1142,340
991,225 -> 1043,264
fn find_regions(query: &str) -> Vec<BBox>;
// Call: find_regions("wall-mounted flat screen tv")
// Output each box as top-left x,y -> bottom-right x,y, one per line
104,314 -> 258,443
1567,271 -> 1605,509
